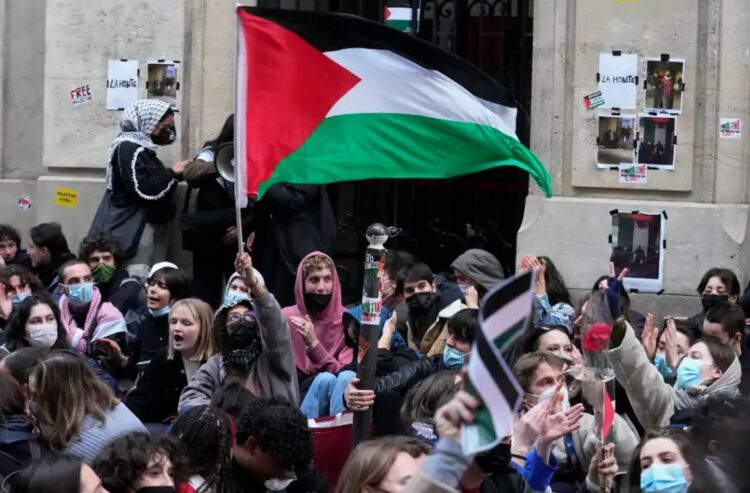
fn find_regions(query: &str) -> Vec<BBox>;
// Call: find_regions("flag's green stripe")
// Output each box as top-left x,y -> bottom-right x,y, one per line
258,113 -> 552,199
386,19 -> 412,32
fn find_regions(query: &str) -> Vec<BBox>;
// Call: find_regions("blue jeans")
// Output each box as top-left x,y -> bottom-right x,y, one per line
300,370 -> 356,419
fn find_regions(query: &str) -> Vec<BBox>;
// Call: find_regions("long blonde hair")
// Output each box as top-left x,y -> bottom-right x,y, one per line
167,298 -> 216,362
335,436 -> 430,493
31,351 -> 118,450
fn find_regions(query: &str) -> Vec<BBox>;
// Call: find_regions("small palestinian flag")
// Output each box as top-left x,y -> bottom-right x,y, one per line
461,270 -> 534,455
385,0 -> 419,33
235,8 -> 552,203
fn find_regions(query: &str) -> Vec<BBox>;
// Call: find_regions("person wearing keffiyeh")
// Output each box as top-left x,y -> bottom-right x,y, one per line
105,99 -> 192,266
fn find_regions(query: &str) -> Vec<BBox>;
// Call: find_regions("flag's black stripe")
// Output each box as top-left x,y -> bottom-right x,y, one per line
480,271 -> 533,322
244,7 -> 515,107
387,0 -> 417,9
476,324 -> 521,408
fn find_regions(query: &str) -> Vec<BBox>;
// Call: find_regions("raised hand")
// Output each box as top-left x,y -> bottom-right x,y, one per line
587,443 -> 617,492
641,313 -> 657,361
664,318 -> 681,371
465,285 -> 480,309
434,390 -> 480,442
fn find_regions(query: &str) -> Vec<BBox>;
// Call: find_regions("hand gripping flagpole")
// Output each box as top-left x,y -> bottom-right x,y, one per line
351,223 -> 388,447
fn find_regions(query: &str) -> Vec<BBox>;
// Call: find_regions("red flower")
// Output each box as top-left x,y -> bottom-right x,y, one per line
582,323 -> 612,353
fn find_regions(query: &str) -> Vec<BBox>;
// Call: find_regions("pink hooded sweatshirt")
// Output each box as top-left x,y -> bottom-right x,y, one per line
282,251 -> 352,375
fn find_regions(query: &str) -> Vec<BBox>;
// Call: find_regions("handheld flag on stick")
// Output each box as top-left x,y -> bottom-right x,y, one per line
461,270 -> 534,455
234,7 -> 552,201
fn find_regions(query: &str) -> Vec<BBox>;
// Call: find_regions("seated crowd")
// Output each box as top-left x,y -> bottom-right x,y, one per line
2,221 -> 750,493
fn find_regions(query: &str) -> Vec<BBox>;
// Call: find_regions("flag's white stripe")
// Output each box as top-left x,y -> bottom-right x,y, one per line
386,7 -> 414,21
235,14 -> 248,205
467,353 -> 515,447
324,48 -> 518,139
482,292 -> 533,339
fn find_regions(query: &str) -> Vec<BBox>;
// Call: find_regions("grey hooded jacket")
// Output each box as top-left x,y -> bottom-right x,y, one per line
450,249 -> 505,291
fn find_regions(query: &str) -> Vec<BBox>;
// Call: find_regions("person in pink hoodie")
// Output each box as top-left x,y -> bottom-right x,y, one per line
282,251 -> 355,418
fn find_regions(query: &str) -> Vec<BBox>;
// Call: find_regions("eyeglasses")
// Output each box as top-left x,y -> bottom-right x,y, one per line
227,313 -> 255,324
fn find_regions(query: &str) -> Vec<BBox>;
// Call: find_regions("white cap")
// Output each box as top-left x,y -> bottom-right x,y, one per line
149,261 -> 179,278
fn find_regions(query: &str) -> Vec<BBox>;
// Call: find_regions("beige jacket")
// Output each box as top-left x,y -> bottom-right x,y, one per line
409,299 -> 468,356
608,322 -> 741,429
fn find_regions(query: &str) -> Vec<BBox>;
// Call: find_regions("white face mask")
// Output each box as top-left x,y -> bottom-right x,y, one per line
26,323 -> 58,349
536,385 -> 571,412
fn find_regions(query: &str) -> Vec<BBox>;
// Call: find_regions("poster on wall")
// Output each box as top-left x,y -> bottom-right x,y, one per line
644,57 -> 685,115
610,211 -> 666,293
637,113 -> 676,169
598,53 -> 638,110
146,60 -> 180,109
106,60 -> 139,110
596,114 -> 636,168
618,164 -> 647,184
720,118 -> 742,139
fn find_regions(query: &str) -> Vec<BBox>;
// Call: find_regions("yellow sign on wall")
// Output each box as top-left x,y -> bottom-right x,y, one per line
55,188 -> 79,208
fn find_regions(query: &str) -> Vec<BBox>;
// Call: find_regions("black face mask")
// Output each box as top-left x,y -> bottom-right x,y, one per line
305,293 -> 332,313
136,487 -> 176,493
151,125 -> 176,146
406,291 -> 436,314
228,320 -> 259,350
702,293 -> 729,313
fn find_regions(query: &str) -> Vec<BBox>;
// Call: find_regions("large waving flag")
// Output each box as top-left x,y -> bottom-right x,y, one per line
462,271 -> 534,455
235,8 -> 552,202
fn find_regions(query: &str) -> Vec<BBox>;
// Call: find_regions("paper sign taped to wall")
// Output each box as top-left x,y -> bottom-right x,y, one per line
106,60 -> 139,110
720,118 -> 742,139
55,188 -> 79,208
598,53 -> 638,110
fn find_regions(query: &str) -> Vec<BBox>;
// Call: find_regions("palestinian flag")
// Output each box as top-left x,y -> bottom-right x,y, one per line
385,0 -> 419,33
235,8 -> 552,204
461,271 -> 533,455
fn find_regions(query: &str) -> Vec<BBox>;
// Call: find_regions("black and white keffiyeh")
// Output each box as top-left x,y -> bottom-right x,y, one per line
106,99 -> 171,189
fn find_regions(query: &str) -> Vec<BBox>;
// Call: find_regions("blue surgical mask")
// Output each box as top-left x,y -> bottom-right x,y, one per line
443,346 -> 466,369
11,291 -> 31,305
67,283 -> 94,307
654,353 -> 674,380
458,283 -> 470,295
640,464 -> 688,493
149,305 -> 170,318
675,357 -> 703,390
224,290 -> 250,306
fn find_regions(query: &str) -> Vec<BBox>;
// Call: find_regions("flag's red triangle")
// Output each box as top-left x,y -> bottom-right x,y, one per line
384,6 -> 392,20
238,10 -> 361,197
601,386 -> 615,442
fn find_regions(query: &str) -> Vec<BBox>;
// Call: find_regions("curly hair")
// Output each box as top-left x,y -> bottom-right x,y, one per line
0,223 -> 21,247
78,231 -> 123,267
235,396 -> 313,473
301,254 -> 334,280
92,432 -> 189,493
169,405 -> 234,487
0,265 -> 45,294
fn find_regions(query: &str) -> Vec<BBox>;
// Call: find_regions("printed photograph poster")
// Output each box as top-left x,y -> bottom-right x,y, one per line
644,58 -> 685,115
610,211 -> 666,293
597,114 -> 636,168
637,114 -> 676,170
598,53 -> 638,110
106,60 -> 139,110
619,164 -> 647,185
720,118 -> 742,140
146,61 -> 180,108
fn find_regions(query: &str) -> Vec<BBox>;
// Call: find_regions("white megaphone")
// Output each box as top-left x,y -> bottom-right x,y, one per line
214,142 -> 235,183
